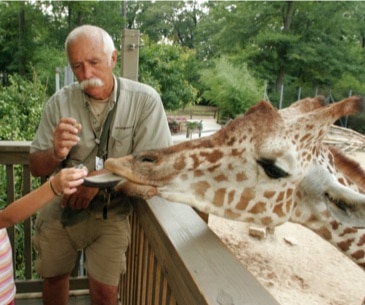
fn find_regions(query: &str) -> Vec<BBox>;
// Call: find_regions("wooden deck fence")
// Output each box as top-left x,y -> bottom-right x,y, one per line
0,141 -> 279,305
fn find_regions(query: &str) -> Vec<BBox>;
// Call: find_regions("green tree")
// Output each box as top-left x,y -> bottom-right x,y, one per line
200,56 -> 264,119
0,1 -> 50,77
0,73 -> 47,141
135,1 -> 204,48
196,1 -> 365,97
139,40 -> 198,110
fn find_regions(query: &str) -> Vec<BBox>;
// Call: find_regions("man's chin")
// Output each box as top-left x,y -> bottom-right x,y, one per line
83,87 -> 104,99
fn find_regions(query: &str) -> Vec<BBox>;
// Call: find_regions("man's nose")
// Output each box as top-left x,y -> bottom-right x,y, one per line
82,64 -> 93,79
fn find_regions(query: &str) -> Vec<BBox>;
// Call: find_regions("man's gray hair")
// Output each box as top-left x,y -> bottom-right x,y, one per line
65,25 -> 115,63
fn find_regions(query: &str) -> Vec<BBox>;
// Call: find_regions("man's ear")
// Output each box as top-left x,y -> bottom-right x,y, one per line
111,50 -> 117,68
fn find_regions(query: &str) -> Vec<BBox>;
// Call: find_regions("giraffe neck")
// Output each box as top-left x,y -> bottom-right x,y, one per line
294,211 -> 365,270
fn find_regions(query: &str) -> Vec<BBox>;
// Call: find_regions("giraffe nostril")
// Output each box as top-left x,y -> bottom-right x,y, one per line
138,156 -> 156,163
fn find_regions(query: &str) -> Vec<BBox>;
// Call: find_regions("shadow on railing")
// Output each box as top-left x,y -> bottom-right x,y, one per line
0,141 -> 279,305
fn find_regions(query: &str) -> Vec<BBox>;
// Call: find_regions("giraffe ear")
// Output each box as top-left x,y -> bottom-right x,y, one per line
299,165 -> 365,228
324,182 -> 365,228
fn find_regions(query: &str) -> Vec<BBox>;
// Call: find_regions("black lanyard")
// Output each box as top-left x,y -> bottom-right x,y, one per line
96,77 -> 121,159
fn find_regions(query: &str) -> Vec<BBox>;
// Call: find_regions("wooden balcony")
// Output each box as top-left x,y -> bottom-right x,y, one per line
0,141 -> 279,305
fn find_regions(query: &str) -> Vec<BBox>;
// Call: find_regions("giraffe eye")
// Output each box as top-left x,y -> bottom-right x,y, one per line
257,159 -> 289,179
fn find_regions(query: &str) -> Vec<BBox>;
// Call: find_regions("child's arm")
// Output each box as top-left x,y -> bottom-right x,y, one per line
0,167 -> 88,228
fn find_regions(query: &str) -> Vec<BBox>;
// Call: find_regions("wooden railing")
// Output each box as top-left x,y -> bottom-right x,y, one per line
0,141 -> 280,305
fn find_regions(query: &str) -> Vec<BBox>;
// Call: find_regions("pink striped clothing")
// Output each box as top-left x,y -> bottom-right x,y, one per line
0,229 -> 16,305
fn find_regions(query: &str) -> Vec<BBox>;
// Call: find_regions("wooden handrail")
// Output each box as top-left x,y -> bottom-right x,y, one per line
0,141 -> 279,304
121,198 -> 279,305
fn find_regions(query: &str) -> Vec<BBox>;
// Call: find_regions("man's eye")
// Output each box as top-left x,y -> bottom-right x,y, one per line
257,159 -> 289,179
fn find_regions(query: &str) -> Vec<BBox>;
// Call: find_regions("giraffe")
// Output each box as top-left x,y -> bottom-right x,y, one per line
104,95 -> 365,270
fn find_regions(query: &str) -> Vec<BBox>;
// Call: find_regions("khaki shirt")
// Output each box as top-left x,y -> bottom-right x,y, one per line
31,76 -> 173,220
31,76 -> 172,172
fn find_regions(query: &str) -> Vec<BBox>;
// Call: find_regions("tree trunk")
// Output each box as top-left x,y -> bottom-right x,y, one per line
275,1 -> 295,92
283,1 -> 294,32
18,4 -> 26,76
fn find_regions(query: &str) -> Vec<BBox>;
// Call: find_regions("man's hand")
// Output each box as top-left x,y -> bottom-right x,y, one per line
61,184 -> 99,210
53,118 -> 82,161
61,169 -> 107,210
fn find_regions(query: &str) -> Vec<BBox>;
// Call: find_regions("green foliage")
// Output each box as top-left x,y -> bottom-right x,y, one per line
0,73 -> 47,140
31,46 -> 68,94
196,1 -> 365,97
1,0 -> 365,282
200,57 -> 264,119
333,73 -> 365,97
139,41 -> 198,110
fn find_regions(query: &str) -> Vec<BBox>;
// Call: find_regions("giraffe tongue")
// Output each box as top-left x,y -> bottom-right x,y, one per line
115,180 -> 158,200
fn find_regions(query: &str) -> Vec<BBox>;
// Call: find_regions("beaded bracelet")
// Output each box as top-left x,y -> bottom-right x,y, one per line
49,177 -> 62,196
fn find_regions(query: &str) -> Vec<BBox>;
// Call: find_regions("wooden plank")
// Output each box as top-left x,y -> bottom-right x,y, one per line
22,164 -> 33,279
0,141 -> 31,165
135,197 -> 280,305
15,277 -> 89,294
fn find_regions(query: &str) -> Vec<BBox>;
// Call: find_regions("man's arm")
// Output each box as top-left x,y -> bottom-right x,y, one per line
30,117 -> 82,177
29,148 -> 64,177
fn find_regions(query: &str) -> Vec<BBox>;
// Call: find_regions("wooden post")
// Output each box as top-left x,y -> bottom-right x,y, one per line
121,29 -> 141,81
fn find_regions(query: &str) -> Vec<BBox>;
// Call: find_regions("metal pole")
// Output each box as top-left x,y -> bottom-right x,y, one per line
55,68 -> 60,92
279,84 -> 284,109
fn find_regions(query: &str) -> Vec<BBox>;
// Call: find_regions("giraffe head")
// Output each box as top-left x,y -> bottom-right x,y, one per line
106,96 -> 365,227
105,96 -> 365,269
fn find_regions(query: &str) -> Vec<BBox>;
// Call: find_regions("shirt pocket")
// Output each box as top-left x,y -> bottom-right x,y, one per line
110,128 -> 133,157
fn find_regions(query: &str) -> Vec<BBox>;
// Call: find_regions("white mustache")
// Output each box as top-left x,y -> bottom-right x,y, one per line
79,78 -> 104,90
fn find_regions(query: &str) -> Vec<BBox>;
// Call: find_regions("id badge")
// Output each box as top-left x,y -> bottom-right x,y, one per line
95,156 -> 104,170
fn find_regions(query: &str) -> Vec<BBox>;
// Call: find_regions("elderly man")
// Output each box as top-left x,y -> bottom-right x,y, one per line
30,25 -> 172,305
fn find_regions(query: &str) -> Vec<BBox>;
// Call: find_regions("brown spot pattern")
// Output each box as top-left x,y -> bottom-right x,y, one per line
286,188 -> 293,198
236,188 -> 255,210
191,181 -> 210,200
330,221 -> 339,230
214,174 -> 228,182
263,191 -> 276,199
300,133 -> 311,143
200,150 -> 223,163
276,191 -> 285,202
261,216 -> 273,226
358,262 -> 365,269
357,234 -> 365,247
173,156 -> 186,170
212,188 -> 227,207
273,203 -> 285,218
316,226 -> 332,241
191,154 -> 200,168
227,190 -> 235,205
181,174 -> 188,181
294,209 -> 302,218
227,137 -> 237,146
337,239 -> 355,252
231,148 -> 243,156
340,227 -> 358,237
194,170 -> 204,177
236,172 -> 247,182
351,250 -> 365,260
224,209 -> 240,219
249,201 -> 266,214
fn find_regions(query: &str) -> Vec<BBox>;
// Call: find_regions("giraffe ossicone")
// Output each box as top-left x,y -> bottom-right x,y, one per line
105,95 -> 365,270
